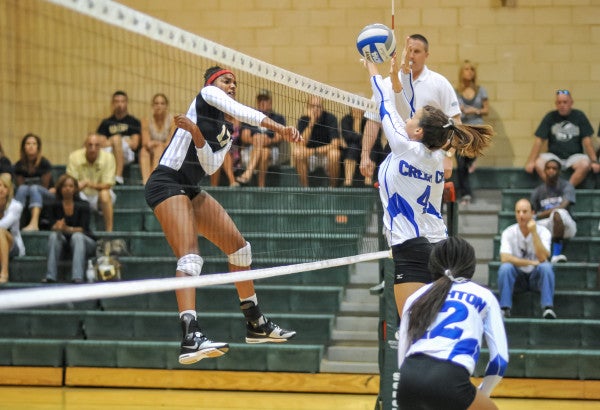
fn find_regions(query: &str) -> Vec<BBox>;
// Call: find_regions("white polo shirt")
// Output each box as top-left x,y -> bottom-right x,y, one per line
365,65 -> 461,121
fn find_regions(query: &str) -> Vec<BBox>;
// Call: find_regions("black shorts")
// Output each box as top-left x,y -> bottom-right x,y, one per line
392,237 -> 434,284
397,354 -> 476,410
144,165 -> 202,210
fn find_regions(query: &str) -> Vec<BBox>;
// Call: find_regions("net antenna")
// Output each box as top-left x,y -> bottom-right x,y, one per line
391,0 -> 395,30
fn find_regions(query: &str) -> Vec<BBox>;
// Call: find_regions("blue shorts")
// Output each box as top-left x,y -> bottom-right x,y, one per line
144,165 -> 202,210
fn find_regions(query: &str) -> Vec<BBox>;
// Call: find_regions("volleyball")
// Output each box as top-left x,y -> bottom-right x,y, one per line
356,23 -> 396,64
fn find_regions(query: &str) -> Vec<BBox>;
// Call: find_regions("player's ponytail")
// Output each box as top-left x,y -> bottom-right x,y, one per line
406,237 -> 476,343
419,106 -> 493,157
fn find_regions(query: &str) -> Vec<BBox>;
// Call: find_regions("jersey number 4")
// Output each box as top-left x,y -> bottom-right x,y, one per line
416,185 -> 442,218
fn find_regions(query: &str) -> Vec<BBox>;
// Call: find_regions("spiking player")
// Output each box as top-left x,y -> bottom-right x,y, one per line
397,237 -> 508,410
144,66 -> 301,364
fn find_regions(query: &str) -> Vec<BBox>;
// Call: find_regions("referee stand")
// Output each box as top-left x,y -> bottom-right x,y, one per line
373,182 -> 458,410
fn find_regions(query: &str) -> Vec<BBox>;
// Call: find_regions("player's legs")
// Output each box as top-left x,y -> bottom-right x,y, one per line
154,193 -> 229,364
391,238 -> 434,317
154,195 -> 200,311
191,191 -> 296,343
139,146 -> 152,184
467,390 -> 498,410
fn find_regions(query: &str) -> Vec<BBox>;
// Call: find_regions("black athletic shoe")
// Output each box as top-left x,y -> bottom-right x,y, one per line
245,318 -> 297,344
179,314 -> 229,365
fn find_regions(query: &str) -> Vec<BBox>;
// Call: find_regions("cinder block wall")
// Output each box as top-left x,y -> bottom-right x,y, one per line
2,0 -> 599,167
119,0 -> 600,167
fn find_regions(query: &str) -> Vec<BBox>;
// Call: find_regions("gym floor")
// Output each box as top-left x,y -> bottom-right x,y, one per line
1,387 -> 600,410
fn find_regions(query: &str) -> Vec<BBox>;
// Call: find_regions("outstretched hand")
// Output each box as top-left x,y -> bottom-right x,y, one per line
399,36 -> 412,74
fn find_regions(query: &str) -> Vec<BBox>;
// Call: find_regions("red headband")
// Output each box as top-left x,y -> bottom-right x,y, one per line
205,69 -> 235,86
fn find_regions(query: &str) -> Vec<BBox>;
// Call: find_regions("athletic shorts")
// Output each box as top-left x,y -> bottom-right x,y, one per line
397,354 -> 476,410
145,165 -> 202,210
392,237 -> 434,285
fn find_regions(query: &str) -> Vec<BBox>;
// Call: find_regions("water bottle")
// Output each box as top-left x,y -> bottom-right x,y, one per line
86,259 -> 95,283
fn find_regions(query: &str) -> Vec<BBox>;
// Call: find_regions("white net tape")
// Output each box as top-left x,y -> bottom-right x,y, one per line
0,250 -> 390,310
44,0 -> 375,113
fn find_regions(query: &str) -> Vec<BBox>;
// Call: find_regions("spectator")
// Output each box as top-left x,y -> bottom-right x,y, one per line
0,142 -> 12,177
341,106 -> 372,187
0,173 -> 25,284
525,89 -> 598,187
360,34 -> 461,184
211,115 -> 241,187
292,95 -> 342,187
455,60 -> 489,205
42,174 -> 96,284
97,90 -> 141,185
139,93 -> 175,185
236,89 -> 286,188
13,133 -> 53,231
66,133 -> 116,232
530,159 -> 577,263
497,198 -> 556,319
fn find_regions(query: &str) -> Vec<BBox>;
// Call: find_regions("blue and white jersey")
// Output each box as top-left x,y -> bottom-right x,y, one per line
159,85 -> 265,184
398,281 -> 509,397
371,75 -> 447,246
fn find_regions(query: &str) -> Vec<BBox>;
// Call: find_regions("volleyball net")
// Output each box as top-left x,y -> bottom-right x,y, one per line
0,0 -> 395,309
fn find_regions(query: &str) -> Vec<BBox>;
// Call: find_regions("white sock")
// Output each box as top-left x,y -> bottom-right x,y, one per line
179,310 -> 196,319
240,294 -> 258,305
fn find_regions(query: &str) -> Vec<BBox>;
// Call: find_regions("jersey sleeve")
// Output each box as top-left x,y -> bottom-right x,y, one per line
478,293 -> 509,396
201,86 -> 266,127
370,75 -> 412,155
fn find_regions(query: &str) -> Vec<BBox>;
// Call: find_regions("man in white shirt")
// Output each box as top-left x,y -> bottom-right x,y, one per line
497,198 -> 556,319
360,33 -> 461,182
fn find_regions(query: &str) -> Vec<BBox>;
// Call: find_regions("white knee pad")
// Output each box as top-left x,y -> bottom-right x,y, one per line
177,254 -> 204,276
228,242 -> 252,267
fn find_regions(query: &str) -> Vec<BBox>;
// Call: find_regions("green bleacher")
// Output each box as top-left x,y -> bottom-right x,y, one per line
484,172 -> 600,379
2,164 -> 379,374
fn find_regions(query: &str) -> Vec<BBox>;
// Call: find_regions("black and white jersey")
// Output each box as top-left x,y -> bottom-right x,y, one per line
159,85 -> 265,185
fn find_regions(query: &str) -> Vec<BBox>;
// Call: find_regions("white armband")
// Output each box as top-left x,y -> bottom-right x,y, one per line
196,140 -> 232,175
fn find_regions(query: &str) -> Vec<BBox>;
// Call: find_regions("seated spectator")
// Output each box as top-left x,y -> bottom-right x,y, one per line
139,93 -> 175,185
341,105 -> 371,187
66,134 -> 116,232
525,89 -> 599,187
211,115 -> 240,187
497,198 -> 556,319
97,90 -> 141,185
236,89 -> 285,188
0,142 -> 12,176
42,174 -> 96,284
13,133 -> 53,231
292,95 -> 341,187
0,173 -> 25,284
530,159 -> 577,264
